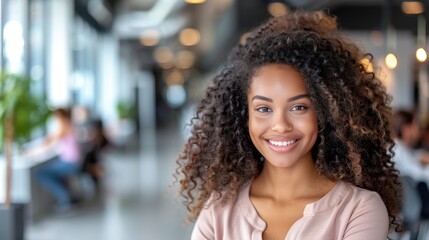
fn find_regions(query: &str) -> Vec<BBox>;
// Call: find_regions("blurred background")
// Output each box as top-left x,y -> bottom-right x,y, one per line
0,0 -> 428,239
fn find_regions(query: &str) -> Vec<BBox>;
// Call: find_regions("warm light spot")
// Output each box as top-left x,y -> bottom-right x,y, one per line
385,53 -> 398,69
176,50 -> 195,69
159,61 -> 175,69
166,69 -> 185,86
153,47 -> 174,67
139,29 -> 160,46
267,2 -> 288,17
401,2 -> 424,14
179,28 -> 201,46
416,48 -> 427,62
184,0 -> 206,4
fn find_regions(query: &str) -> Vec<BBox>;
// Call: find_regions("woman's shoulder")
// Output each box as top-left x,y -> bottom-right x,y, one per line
334,181 -> 387,217
309,181 -> 386,214
333,181 -> 385,204
296,182 -> 389,239
197,180 -> 260,225
204,180 -> 252,209
342,181 -> 382,198
192,180 -> 264,239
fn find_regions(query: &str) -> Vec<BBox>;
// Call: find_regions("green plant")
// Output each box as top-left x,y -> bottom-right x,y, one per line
116,101 -> 136,119
0,72 -> 52,207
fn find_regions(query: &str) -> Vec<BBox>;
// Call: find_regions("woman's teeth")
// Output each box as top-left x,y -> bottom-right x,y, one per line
269,140 -> 296,146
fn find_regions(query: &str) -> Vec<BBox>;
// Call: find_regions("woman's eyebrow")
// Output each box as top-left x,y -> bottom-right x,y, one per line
287,94 -> 309,102
252,95 -> 272,102
252,94 -> 310,103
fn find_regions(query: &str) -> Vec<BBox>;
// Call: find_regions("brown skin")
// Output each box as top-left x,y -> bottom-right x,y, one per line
251,161 -> 335,239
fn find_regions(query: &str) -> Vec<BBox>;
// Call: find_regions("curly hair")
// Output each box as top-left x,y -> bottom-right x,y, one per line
175,10 -> 401,230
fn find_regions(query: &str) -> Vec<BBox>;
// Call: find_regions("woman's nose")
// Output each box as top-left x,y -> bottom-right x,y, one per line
271,112 -> 293,133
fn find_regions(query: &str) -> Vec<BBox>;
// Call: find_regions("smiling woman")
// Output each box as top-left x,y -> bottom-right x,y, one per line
174,10 -> 401,240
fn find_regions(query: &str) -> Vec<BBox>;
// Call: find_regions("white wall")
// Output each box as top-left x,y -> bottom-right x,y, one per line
46,0 -> 73,107
97,34 -> 119,123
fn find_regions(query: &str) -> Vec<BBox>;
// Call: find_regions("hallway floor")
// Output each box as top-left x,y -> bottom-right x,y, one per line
26,125 -> 194,240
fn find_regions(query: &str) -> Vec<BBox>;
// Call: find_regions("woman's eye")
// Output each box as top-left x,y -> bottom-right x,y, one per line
291,105 -> 307,111
256,107 -> 271,113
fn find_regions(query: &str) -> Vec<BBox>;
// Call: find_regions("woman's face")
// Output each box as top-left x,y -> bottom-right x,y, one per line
247,64 -> 318,169
404,119 -> 421,147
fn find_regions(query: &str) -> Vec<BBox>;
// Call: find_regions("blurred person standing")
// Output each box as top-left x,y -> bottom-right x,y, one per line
35,107 -> 82,213
392,110 -> 429,184
392,109 -> 429,236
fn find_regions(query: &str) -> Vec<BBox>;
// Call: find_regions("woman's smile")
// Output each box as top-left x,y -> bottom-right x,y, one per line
268,139 -> 297,147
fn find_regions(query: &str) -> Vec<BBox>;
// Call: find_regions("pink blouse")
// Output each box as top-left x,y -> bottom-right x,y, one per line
57,132 -> 81,163
191,181 -> 389,240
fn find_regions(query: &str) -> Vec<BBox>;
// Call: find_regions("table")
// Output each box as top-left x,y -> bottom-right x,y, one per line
0,148 -> 58,222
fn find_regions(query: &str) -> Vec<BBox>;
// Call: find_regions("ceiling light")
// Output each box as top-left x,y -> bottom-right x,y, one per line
401,2 -> 424,15
267,2 -> 288,17
184,0 -> 206,4
416,48 -> 427,62
179,28 -> 201,46
384,25 -> 398,70
154,47 -> 174,65
176,50 -> 195,69
385,53 -> 398,69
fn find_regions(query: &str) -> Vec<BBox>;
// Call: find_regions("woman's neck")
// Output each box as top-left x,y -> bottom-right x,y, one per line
252,160 -> 334,202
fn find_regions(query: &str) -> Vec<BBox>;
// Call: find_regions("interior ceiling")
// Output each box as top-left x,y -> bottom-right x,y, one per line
78,0 -> 429,71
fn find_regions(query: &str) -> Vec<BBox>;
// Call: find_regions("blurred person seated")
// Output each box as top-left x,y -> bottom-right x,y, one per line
72,106 -> 110,192
80,118 -> 110,192
392,109 -> 429,233
34,107 -> 82,213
